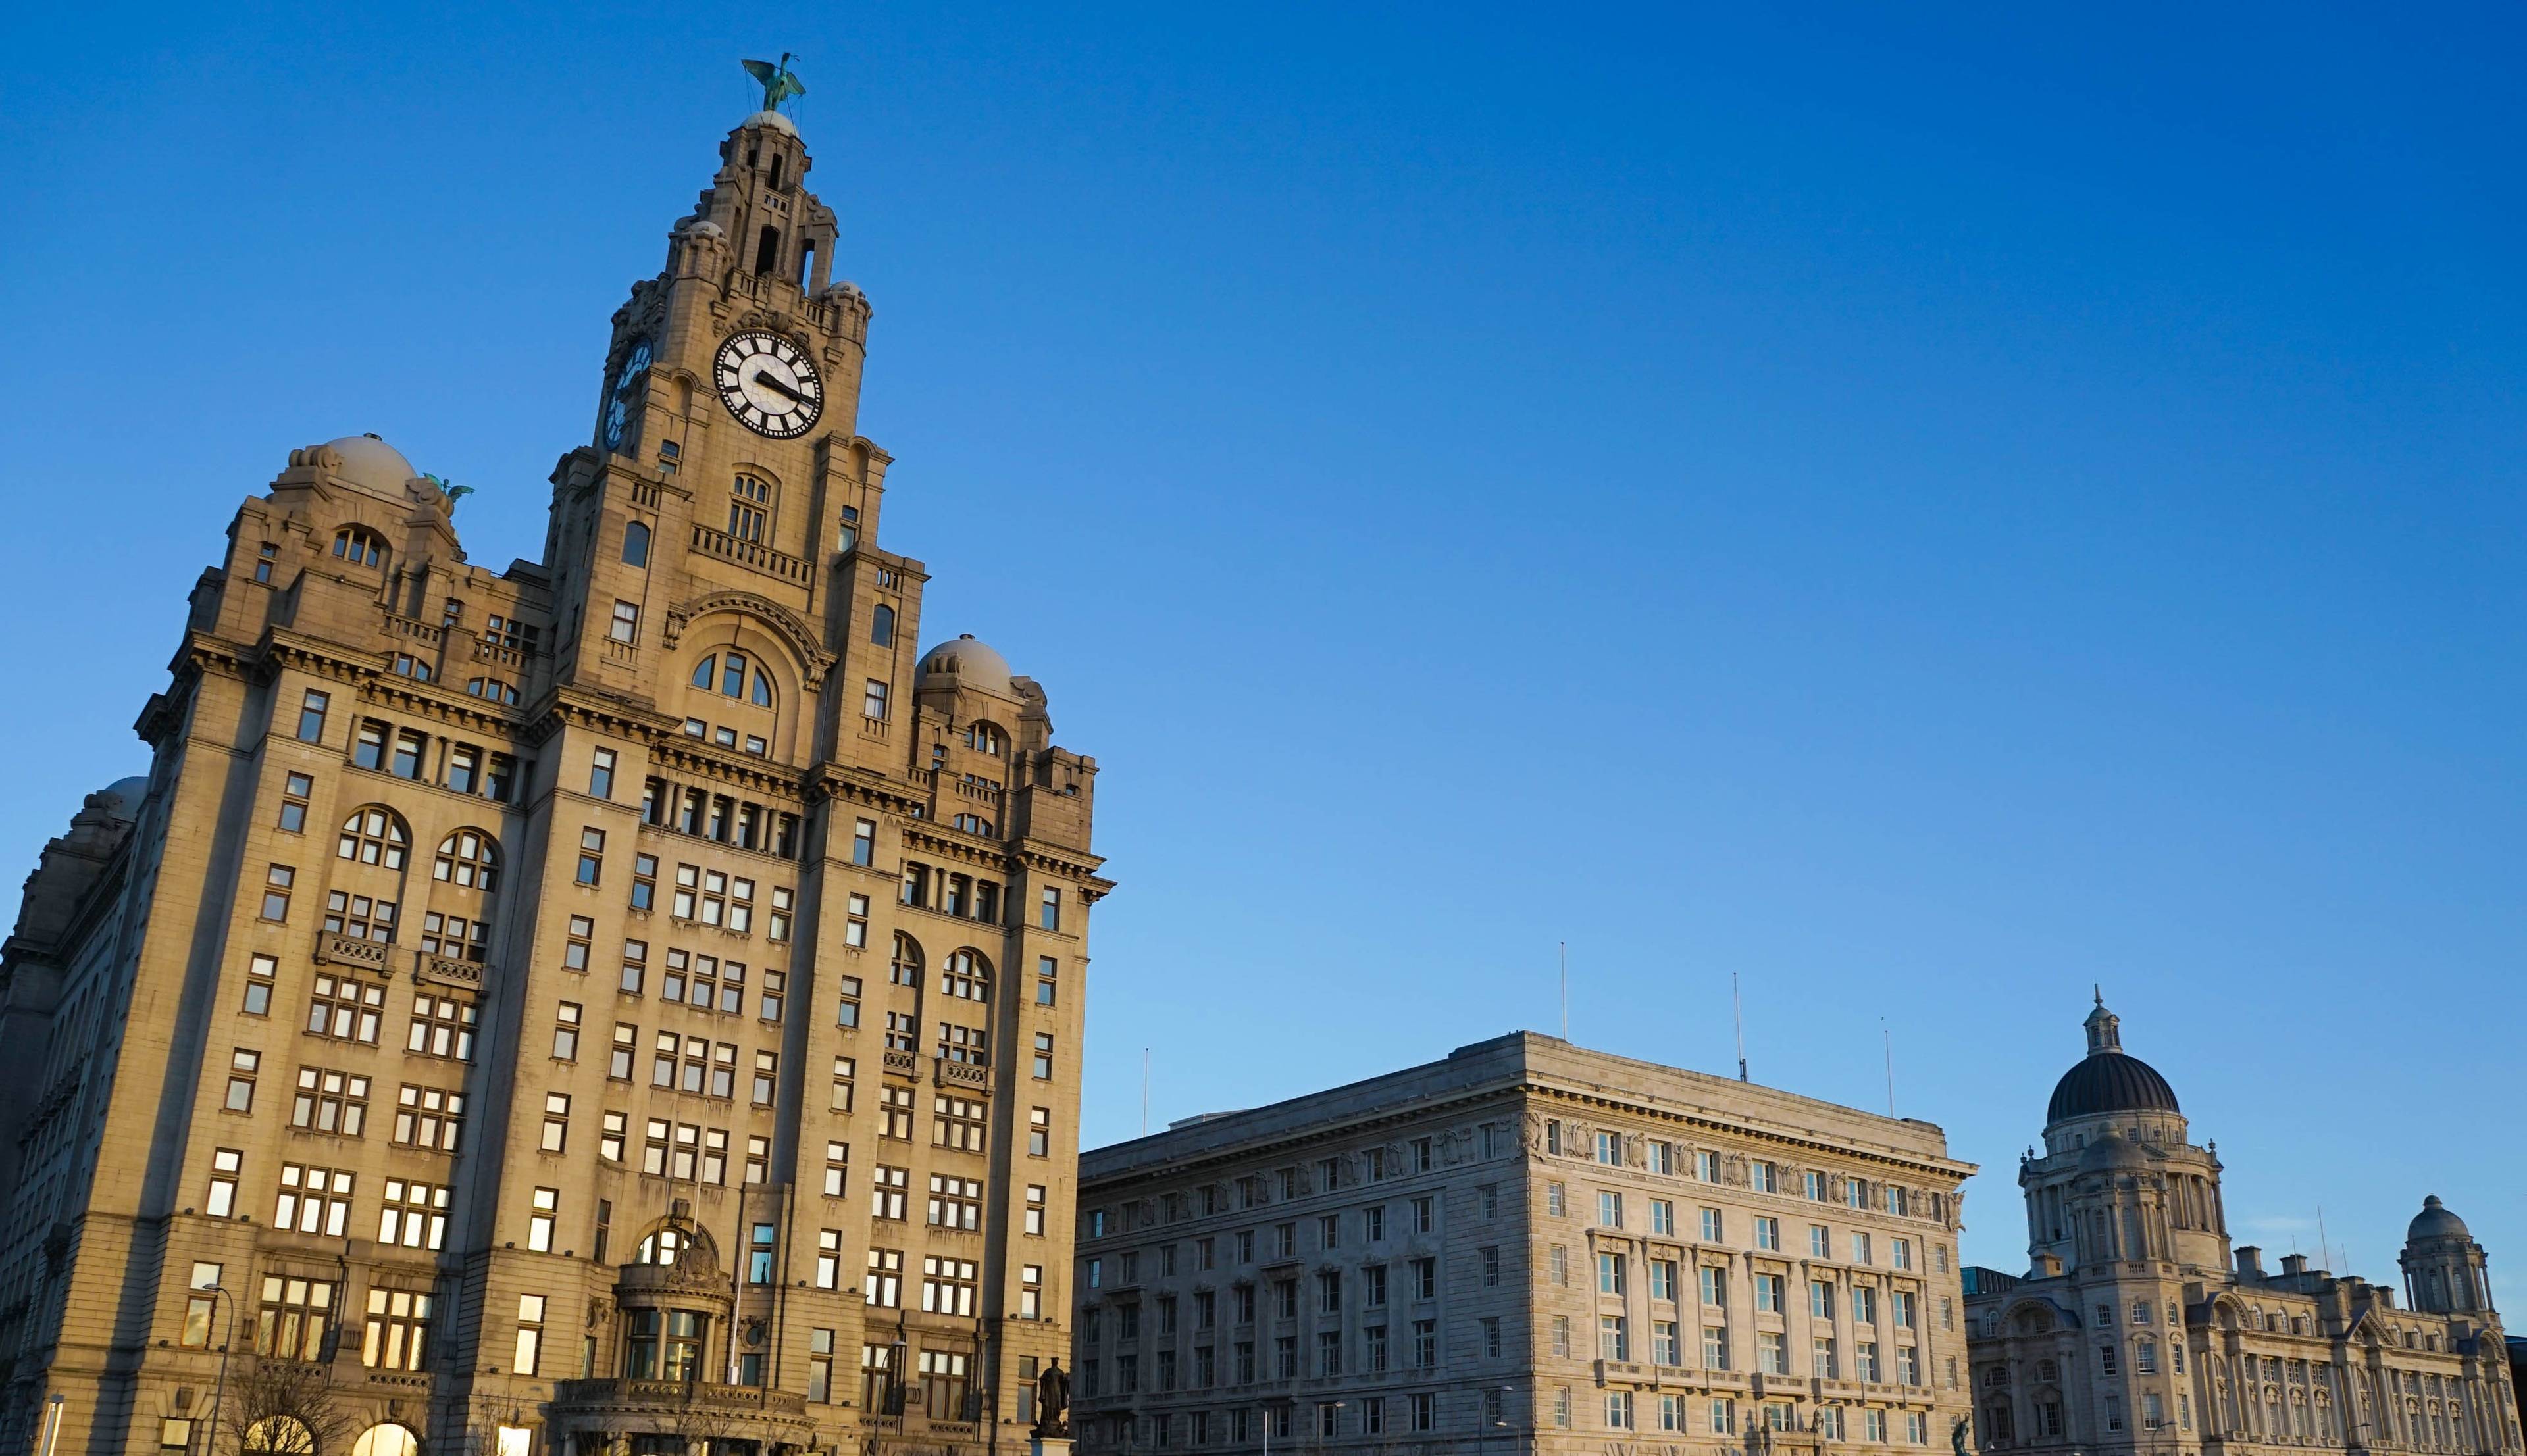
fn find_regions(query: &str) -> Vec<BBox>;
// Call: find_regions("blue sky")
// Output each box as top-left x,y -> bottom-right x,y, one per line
2,3 -> 2520,1297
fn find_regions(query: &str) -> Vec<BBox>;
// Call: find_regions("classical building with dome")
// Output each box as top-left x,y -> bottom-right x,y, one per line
0,94 -> 1106,1456
1962,998 -> 2518,1456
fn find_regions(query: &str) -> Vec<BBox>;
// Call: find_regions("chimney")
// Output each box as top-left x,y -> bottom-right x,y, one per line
2280,1253 -> 2309,1277
2235,1245 -> 2264,1278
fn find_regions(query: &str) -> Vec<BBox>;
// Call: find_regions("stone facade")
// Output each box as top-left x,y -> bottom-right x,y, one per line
1962,998 -> 2519,1456
1069,1034 -> 1979,1456
0,103 -> 1106,1456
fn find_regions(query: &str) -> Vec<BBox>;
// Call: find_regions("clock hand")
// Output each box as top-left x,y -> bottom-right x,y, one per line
750,369 -> 807,404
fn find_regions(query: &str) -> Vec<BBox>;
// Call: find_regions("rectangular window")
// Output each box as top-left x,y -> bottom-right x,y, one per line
407,994 -> 478,1060
1038,886 -> 1061,929
305,974 -> 385,1043
275,772 -> 313,833
836,974 -> 862,1028
526,1187 -> 559,1252
514,1295 -> 546,1376
588,747 -> 616,799
205,1148 -> 242,1218
360,1286 -> 432,1371
275,1164 -> 357,1238
297,690 -> 330,743
609,599 -> 640,643
865,1249 -> 903,1307
1033,1032 -> 1056,1078
1700,1206 -> 1723,1242
552,1003 -> 582,1061
1702,1326 -> 1730,1370
1600,1314 -> 1631,1361
181,1262 -> 224,1348
288,1065 -> 368,1135
576,827 -> 604,884
392,1085 -> 465,1151
863,678 -> 889,720
224,1047 -> 260,1112
260,864 -> 294,922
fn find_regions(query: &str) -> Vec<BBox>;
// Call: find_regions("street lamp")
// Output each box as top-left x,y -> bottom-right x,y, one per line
191,1286 -> 238,1456
1485,1388 -> 1511,1456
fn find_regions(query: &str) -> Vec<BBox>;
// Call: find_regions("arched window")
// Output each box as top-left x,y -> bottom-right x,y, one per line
349,1427 -> 420,1456
690,651 -> 776,707
244,1417 -> 318,1456
939,949 -> 990,1003
636,1226 -> 686,1266
967,721 -> 1003,755
433,829 -> 500,891
730,473 -> 772,541
622,520 -> 651,566
332,526 -> 387,568
337,807 -> 408,869
890,933 -> 923,988
755,225 -> 780,276
465,677 -> 519,705
871,603 -> 895,647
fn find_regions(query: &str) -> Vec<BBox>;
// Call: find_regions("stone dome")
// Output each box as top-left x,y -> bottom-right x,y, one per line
918,635 -> 1014,697
2079,1128 -> 2151,1171
2407,1195 -> 2470,1242
2047,1050 -> 2180,1123
321,434 -> 419,497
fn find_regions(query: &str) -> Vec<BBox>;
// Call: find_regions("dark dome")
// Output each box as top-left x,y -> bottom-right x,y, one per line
2407,1195 -> 2470,1242
2047,1050 -> 2180,1123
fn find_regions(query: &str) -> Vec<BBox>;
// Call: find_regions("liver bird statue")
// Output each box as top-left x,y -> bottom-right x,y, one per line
743,55 -> 805,112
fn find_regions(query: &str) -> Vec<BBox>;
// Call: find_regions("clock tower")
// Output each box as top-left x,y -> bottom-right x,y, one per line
544,104 -> 897,725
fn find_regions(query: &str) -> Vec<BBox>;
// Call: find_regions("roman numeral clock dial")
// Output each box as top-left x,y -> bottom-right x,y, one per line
713,330 -> 823,438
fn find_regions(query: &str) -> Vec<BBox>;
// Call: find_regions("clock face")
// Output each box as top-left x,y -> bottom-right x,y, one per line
714,330 -> 823,438
603,337 -> 653,451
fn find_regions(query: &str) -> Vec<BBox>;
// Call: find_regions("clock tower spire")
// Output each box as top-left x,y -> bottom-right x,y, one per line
548,84 -> 895,718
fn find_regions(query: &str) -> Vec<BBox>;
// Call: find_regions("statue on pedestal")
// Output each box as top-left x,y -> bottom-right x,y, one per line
1032,1359 -> 1071,1438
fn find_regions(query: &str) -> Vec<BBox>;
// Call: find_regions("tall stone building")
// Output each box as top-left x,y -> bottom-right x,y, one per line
0,97 -> 1107,1456
1962,997 -> 2519,1456
1069,1034 -> 1981,1456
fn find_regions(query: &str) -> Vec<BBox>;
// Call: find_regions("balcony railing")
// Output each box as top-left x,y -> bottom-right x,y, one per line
550,1378 -> 809,1421
691,523 -> 811,585
314,934 -> 392,970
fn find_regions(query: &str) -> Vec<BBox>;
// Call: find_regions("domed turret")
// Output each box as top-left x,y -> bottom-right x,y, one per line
2046,990 -> 2182,1124
2400,1195 -> 2493,1315
918,634 -> 1015,698
2407,1195 -> 2469,1242
318,433 -> 421,499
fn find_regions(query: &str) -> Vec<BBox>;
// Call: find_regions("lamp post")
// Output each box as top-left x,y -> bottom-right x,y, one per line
1485,1388 -> 1510,1456
193,1286 -> 238,1456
